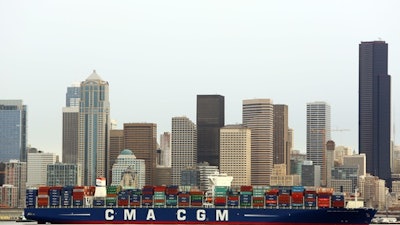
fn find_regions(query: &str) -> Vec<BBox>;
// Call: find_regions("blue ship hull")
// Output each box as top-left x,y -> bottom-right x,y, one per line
25,207 -> 376,224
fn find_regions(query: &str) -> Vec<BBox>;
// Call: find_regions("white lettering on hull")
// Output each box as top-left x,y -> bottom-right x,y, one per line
124,209 -> 136,220
196,209 -> 206,221
104,208 -> 229,222
105,209 -> 114,221
146,209 -> 156,220
216,210 -> 228,221
177,209 -> 186,221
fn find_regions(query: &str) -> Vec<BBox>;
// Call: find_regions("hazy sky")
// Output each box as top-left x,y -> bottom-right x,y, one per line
1,0 -> 399,158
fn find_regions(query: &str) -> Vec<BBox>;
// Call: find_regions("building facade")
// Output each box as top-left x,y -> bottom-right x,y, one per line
331,166 -> 359,194
220,125 -> 251,186
0,100 -> 27,162
27,151 -> 58,187
4,160 -> 27,207
63,83 -> 81,164
109,129 -> 124,181
197,162 -> 219,192
159,132 -> 171,167
123,123 -> 157,185
47,163 -> 81,186
243,99 -> 273,185
359,41 -> 391,188
196,95 -> 225,167
0,184 -> 18,208
62,106 -> 79,164
111,149 -> 145,189
171,117 -> 197,185
306,101 -> 331,186
326,140 -> 335,188
343,154 -> 367,177
301,161 -> 321,187
66,83 -> 80,107
77,70 -> 110,186
273,104 -> 290,174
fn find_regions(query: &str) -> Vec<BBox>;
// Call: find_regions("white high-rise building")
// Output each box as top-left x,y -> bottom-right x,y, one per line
111,149 -> 145,189
220,125 -> 251,186
171,116 -> 197,185
307,101 -> 331,186
243,99 -> 274,185
27,151 -> 58,187
77,70 -> 110,186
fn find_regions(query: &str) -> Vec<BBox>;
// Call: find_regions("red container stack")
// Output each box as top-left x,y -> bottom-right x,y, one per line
317,188 -> 333,208
37,186 -> 51,207
278,194 -> 291,207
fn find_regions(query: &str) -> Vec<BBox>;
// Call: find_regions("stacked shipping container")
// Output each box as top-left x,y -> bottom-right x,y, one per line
27,185 -> 348,209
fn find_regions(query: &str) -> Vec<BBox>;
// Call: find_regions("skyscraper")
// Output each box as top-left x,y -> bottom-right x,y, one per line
359,41 -> 391,188
66,83 -> 80,107
273,104 -> 290,174
0,100 -> 27,162
123,123 -> 157,185
326,140 -> 335,187
109,129 -> 124,182
159,132 -> 171,167
77,70 -> 110,186
196,95 -> 225,167
307,101 -> 331,186
171,117 -> 197,185
63,83 -> 80,164
220,125 -> 251,186
243,99 -> 274,185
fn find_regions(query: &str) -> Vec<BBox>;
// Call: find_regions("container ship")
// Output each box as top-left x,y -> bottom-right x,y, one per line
24,178 -> 376,224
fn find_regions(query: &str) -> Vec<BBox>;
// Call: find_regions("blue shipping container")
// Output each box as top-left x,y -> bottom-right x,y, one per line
94,200 -> 105,206
73,199 -> 83,206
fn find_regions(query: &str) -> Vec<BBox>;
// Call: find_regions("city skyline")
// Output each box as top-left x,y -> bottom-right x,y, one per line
1,1 -> 400,157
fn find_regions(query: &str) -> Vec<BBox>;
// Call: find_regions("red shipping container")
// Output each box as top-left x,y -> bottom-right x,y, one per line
154,199 -> 165,203
154,186 -> 166,192
267,189 -> 279,195
38,186 -> 51,195
240,186 -> 253,192
130,201 -> 140,207
190,191 -> 203,195
178,202 -> 190,207
118,199 -> 129,206
228,196 -> 239,201
318,197 -> 330,208
332,200 -> 345,208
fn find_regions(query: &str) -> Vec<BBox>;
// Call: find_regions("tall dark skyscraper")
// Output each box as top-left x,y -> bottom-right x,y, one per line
196,95 -> 224,167
62,84 -> 80,164
359,41 -> 391,188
